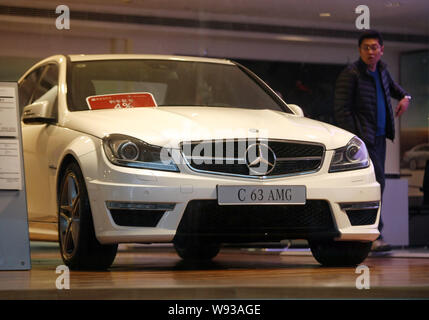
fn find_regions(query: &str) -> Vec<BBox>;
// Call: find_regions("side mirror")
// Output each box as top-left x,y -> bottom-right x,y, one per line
22,85 -> 57,124
22,100 -> 56,124
287,104 -> 304,117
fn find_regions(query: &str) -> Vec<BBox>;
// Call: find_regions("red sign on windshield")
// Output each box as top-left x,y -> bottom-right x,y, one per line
86,92 -> 157,110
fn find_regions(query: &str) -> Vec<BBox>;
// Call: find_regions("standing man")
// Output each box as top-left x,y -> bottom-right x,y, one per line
334,30 -> 411,252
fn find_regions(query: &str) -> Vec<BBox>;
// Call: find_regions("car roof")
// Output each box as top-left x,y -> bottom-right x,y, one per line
67,54 -> 235,65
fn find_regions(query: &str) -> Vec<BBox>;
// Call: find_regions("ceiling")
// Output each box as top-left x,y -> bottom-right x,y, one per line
8,0 -> 427,35
1,0 -> 428,44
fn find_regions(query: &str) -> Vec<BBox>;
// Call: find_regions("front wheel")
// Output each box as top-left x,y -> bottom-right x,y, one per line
58,161 -> 118,270
173,236 -> 220,261
309,240 -> 372,267
409,159 -> 417,170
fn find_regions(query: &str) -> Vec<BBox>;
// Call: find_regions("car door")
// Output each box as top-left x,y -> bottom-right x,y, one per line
20,63 -> 60,223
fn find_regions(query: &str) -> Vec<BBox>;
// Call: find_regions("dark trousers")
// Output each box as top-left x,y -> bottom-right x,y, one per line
366,136 -> 386,236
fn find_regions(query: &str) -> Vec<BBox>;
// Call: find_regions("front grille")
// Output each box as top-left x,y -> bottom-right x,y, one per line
346,209 -> 378,226
110,209 -> 165,227
181,139 -> 324,178
174,200 -> 338,242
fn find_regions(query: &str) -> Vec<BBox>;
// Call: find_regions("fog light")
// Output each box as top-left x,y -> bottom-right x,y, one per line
339,202 -> 379,211
106,201 -> 175,211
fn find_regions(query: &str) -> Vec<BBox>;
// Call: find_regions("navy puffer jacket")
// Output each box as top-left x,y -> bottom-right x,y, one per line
334,59 -> 408,147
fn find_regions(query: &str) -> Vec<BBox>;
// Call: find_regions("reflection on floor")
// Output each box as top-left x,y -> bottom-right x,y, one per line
0,241 -> 426,299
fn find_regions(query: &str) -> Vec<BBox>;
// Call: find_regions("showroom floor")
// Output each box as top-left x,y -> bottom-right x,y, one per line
0,242 -> 428,299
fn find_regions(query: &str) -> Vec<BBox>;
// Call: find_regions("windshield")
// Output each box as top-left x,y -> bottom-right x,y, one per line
67,59 -> 291,113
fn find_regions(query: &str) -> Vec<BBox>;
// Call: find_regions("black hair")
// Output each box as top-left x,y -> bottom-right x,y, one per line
358,30 -> 384,47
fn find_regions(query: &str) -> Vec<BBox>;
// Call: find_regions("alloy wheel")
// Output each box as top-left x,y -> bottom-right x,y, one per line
59,172 -> 81,260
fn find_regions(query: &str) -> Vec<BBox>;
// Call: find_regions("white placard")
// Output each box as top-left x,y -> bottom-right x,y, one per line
0,139 -> 22,190
0,82 -> 30,270
0,86 -> 19,137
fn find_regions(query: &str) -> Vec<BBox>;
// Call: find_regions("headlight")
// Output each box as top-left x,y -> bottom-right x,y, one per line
329,136 -> 369,172
103,134 -> 179,172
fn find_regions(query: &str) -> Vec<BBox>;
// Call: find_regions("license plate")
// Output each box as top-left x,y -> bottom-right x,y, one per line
217,185 -> 306,205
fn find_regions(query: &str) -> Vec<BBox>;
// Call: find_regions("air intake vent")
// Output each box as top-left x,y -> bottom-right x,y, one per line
106,201 -> 175,227
174,199 -> 338,242
110,209 -> 165,227
340,202 -> 379,226
345,209 -> 378,226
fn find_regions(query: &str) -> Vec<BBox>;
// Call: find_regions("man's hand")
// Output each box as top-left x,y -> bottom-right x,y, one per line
395,98 -> 410,117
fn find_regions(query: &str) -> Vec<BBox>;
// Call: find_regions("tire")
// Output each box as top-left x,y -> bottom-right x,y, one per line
58,161 -> 118,270
409,159 -> 417,170
309,240 -> 372,267
173,235 -> 220,261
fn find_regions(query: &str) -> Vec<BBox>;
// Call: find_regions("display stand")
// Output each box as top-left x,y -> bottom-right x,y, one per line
381,177 -> 409,247
0,82 -> 31,270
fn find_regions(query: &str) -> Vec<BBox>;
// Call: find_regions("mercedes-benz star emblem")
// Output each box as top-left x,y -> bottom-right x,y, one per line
245,143 -> 276,176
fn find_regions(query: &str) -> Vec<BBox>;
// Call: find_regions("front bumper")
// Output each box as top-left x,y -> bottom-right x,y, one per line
83,148 -> 380,244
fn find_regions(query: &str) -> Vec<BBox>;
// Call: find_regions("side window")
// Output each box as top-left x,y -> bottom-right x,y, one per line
18,66 -> 45,112
31,64 -> 59,103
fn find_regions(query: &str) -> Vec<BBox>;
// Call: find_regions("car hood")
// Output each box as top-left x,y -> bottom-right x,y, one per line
63,107 -> 354,150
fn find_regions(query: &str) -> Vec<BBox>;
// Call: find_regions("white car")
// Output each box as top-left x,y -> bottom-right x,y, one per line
19,54 -> 380,270
403,143 -> 429,170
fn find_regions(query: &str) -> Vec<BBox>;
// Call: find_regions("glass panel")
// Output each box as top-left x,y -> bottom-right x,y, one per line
68,60 -> 289,113
400,50 -> 429,202
18,66 -> 45,111
31,64 -> 59,103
